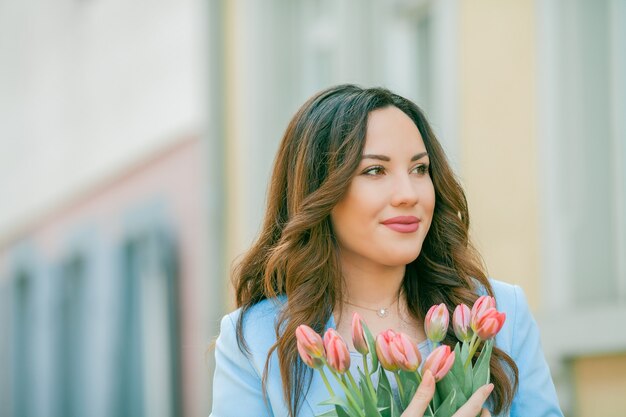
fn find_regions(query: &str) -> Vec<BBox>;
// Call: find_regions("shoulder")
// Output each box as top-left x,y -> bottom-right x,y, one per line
217,296 -> 286,368
223,296 -> 285,332
488,278 -> 523,309
220,296 -> 286,341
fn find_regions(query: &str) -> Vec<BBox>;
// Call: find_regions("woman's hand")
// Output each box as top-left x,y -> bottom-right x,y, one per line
401,370 -> 494,417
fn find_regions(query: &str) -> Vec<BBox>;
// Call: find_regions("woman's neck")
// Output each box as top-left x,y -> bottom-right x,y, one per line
333,256 -> 426,348
339,254 -> 405,308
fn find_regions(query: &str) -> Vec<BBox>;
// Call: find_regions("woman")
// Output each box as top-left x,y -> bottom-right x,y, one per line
209,85 -> 562,417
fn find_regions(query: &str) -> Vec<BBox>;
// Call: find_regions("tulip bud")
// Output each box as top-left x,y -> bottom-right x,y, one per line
425,303 -> 449,343
389,332 -> 421,372
453,304 -> 473,342
375,330 -> 400,372
295,325 -> 324,358
351,312 -> 369,355
470,295 -> 496,332
297,341 -> 324,368
422,345 -> 455,382
474,308 -> 506,340
323,329 -> 351,374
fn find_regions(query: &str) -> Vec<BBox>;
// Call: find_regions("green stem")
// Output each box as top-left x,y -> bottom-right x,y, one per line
363,356 -> 377,398
318,368 -> 335,396
330,371 -> 363,416
393,371 -> 405,407
464,333 -> 480,370
414,370 -> 422,385
347,372 -> 361,398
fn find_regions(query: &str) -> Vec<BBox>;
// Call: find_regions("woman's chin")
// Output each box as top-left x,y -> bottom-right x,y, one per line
378,251 -> 422,267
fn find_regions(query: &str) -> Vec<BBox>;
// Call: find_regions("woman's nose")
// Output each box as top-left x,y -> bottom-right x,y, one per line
390,174 -> 419,207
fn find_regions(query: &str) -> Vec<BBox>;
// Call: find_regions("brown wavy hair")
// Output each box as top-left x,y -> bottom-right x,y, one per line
233,84 -> 518,416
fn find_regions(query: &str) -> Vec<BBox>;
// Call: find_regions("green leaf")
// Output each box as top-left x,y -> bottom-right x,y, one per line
433,389 -> 457,417
449,342 -> 473,400
358,366 -> 376,403
318,396 -> 361,417
376,369 -> 400,417
389,396 -> 401,417
450,343 -> 464,381
437,370 -> 466,411
397,371 -> 418,410
361,377 -> 383,417
463,360 -> 473,399
398,370 -> 419,385
472,340 -> 493,391
363,322 -> 379,372
460,341 -> 473,398
377,367 -> 393,408
319,396 -> 351,408
460,340 -> 470,364
432,384 -> 440,410
335,406 -> 351,417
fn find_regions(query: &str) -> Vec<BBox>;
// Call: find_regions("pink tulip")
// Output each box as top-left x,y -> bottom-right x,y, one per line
474,308 -> 506,340
351,312 -> 369,355
470,295 -> 496,332
453,304 -> 473,342
422,345 -> 456,382
375,329 -> 400,372
323,329 -> 351,374
389,332 -> 422,372
425,303 -> 449,343
297,341 -> 324,368
295,325 -> 324,358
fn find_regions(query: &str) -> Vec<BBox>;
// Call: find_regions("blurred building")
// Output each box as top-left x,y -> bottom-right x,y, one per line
1,1 -> 625,417
0,1 -> 222,417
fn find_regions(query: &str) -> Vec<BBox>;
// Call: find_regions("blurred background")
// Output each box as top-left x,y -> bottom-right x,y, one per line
0,0 -> 625,416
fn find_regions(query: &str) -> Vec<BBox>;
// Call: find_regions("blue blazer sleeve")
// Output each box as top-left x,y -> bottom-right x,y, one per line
209,313 -> 273,417
506,284 -> 563,417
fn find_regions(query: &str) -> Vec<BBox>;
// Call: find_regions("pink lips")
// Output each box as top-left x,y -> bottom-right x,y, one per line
381,216 -> 420,233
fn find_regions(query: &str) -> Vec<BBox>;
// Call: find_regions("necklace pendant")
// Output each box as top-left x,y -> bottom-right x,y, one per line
377,308 -> 389,318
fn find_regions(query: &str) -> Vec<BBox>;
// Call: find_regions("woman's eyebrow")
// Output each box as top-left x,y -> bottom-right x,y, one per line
361,152 -> 429,162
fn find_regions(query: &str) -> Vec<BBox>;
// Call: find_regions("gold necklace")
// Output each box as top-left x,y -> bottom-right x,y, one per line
344,295 -> 399,318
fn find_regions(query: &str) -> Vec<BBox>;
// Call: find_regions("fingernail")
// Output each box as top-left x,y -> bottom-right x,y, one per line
423,370 -> 434,387
486,383 -> 494,394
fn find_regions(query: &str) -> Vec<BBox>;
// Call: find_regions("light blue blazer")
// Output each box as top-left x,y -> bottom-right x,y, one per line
209,279 -> 563,416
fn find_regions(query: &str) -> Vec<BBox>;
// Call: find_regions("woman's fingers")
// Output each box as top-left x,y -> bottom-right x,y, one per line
452,383 -> 494,417
400,370 -> 436,416
400,373 -> 493,417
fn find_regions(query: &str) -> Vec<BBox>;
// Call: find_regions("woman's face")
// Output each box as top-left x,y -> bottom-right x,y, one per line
330,106 -> 436,268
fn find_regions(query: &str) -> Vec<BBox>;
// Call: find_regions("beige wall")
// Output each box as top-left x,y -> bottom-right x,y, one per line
458,0 -> 539,308
459,2 -> 626,416
573,354 -> 626,417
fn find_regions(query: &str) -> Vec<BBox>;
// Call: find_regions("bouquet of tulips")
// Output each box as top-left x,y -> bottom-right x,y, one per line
295,295 -> 506,417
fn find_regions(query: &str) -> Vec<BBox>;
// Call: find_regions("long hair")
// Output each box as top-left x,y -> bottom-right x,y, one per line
233,84 -> 518,416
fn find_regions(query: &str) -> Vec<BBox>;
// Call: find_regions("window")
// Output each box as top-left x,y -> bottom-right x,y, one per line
539,0 -> 626,312
57,254 -> 87,417
0,279 -> 10,417
114,229 -> 181,417
13,269 -> 34,417
380,0 -> 460,167
297,0 -> 459,165
537,0 -> 626,369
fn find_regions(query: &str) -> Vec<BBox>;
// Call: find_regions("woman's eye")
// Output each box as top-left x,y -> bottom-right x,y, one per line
362,166 -> 385,176
412,164 -> 430,175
